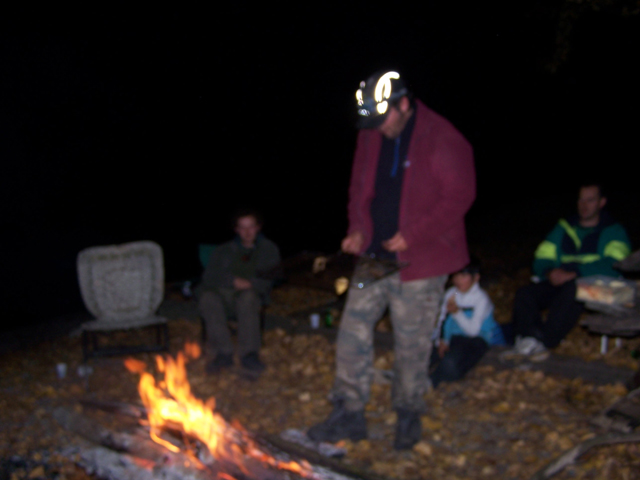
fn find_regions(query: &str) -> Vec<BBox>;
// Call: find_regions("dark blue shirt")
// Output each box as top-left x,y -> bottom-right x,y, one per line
366,112 -> 416,260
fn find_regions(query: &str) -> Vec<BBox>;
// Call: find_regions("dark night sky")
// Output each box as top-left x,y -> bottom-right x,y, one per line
2,4 -> 639,324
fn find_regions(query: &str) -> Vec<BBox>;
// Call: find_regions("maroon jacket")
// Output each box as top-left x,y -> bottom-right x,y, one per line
347,100 -> 475,281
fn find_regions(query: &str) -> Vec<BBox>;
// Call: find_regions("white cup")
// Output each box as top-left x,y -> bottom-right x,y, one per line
56,363 -> 67,379
77,365 -> 93,377
310,313 -> 320,329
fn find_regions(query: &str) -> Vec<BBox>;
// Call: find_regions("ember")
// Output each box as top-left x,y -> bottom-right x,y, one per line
125,342 -> 314,479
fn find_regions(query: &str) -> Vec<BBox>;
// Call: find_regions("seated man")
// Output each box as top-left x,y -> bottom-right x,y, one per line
198,209 -> 281,374
507,183 -> 631,358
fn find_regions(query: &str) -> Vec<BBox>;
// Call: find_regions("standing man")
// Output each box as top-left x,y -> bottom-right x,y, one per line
198,209 -> 281,375
308,70 -> 475,450
506,183 -> 631,358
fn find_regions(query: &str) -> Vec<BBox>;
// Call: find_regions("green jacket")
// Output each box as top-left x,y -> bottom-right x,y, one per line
533,211 -> 631,279
198,235 -> 281,304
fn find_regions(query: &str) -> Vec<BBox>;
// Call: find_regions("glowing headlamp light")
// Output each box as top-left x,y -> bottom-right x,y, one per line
355,71 -> 402,118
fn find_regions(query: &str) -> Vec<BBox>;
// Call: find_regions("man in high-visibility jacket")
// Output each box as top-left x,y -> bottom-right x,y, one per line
508,183 -> 631,358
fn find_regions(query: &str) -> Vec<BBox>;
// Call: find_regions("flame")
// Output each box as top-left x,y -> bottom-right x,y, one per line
125,342 -> 313,478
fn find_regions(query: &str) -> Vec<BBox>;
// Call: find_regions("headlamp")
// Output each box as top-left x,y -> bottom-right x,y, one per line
355,71 -> 408,129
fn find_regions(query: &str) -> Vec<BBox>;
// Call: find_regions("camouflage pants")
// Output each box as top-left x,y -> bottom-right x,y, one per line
332,273 -> 447,412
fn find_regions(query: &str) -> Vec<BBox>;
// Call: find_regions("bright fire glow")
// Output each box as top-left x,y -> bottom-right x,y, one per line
125,342 -> 313,478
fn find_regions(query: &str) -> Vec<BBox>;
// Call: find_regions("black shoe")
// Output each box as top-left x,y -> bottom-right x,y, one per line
307,402 -> 367,443
206,353 -> 233,374
394,408 -> 421,450
241,352 -> 266,373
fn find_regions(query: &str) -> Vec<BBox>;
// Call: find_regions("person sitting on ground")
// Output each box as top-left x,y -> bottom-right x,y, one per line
429,260 -> 506,388
505,183 -> 631,359
197,208 -> 281,374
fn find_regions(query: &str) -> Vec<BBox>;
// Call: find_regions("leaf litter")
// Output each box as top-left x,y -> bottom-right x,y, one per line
0,276 -> 639,480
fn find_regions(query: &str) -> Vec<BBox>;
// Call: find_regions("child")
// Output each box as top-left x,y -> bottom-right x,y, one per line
430,261 -> 505,388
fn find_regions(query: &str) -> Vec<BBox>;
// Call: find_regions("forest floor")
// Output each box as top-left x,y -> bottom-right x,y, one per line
1,258 -> 639,480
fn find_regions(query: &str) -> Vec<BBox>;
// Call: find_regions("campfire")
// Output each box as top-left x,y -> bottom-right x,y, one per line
124,342 -> 315,479
53,341 -> 389,479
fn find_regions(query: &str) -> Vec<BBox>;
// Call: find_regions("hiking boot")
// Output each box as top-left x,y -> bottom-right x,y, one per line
394,408 -> 421,450
241,352 -> 266,373
307,403 -> 367,443
206,353 -> 234,374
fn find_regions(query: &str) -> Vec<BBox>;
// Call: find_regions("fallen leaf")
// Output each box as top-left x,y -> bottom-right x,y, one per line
413,441 -> 433,456
28,466 -> 45,478
298,392 -> 311,402
491,401 -> 511,414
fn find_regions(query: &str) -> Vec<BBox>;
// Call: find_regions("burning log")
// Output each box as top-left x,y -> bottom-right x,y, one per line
54,404 -> 387,480
121,343 -> 319,478
53,405 -> 218,480
54,342 -> 391,480
74,399 -> 389,480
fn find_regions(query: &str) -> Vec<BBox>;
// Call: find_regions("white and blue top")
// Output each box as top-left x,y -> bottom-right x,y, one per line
433,282 -> 505,346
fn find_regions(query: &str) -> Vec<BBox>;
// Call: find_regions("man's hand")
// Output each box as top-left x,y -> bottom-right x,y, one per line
547,268 -> 577,287
233,277 -> 252,290
382,232 -> 408,252
446,296 -> 459,314
438,342 -> 449,358
341,231 -> 364,254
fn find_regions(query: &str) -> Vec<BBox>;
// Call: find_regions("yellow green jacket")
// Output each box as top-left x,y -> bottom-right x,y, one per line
533,211 -> 631,278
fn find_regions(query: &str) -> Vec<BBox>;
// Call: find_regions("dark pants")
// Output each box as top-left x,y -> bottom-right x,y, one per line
198,288 -> 262,358
511,280 -> 583,349
429,335 -> 489,388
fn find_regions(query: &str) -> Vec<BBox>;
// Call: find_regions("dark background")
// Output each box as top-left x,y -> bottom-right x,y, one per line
1,3 -> 639,327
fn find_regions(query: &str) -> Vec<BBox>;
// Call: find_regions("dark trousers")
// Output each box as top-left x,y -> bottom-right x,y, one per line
429,335 -> 489,388
198,289 -> 262,358
511,280 -> 583,349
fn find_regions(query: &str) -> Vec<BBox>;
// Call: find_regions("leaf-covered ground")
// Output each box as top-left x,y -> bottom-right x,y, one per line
1,275 -> 639,480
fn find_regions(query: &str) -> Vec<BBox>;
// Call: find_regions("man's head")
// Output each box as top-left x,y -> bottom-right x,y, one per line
355,70 -> 413,138
577,183 -> 606,227
232,209 -> 263,248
